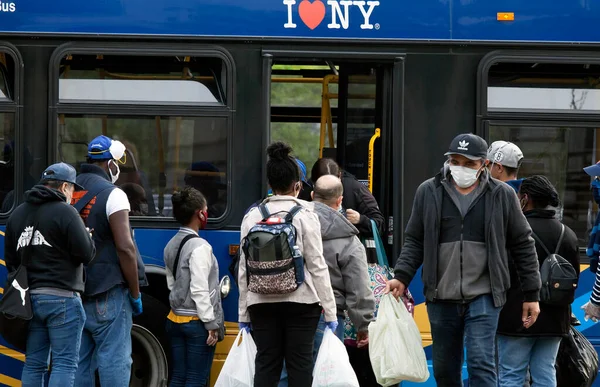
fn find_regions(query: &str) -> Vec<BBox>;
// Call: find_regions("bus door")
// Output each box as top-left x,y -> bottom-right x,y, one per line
267,55 -> 404,260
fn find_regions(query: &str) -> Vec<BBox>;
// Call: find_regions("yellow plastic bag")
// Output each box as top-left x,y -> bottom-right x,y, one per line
369,294 -> 429,385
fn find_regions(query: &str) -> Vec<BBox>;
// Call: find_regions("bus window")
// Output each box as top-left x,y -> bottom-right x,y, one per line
58,54 -> 227,105
0,51 -> 17,213
486,61 -> 600,114
54,52 -> 231,219
485,59 -> 600,248
489,125 -> 595,247
58,115 -> 228,218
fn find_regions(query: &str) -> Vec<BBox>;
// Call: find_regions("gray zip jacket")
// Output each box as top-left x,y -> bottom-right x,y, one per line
394,168 -> 541,307
164,228 -> 224,331
312,202 -> 375,332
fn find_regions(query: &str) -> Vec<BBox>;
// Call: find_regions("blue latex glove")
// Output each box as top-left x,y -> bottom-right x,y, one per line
239,322 -> 252,332
326,321 -> 338,333
129,293 -> 143,316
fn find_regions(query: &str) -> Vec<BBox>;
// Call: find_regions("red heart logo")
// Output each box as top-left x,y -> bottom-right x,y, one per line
298,0 -> 326,30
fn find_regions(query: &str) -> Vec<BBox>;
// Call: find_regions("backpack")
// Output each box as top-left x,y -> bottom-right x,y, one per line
242,204 -> 304,295
533,224 -> 578,306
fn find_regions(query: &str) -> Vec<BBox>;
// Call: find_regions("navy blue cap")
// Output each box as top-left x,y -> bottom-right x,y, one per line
40,162 -> 84,190
444,133 -> 488,160
584,161 -> 600,177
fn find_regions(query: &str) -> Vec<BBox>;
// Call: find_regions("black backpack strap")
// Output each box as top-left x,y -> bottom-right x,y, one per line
531,231 -> 551,257
531,224 -> 566,256
554,224 -> 566,254
258,204 -> 270,221
172,234 -> 199,280
284,205 -> 303,223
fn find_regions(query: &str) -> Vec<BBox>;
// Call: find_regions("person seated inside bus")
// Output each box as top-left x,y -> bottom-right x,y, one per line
163,187 -> 224,387
310,157 -> 384,238
117,140 -> 157,216
0,142 -> 36,213
238,141 -> 337,387
121,182 -> 149,216
184,161 -> 226,218
496,175 -> 580,387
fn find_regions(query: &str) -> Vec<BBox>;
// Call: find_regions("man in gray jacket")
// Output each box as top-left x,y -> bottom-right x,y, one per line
311,174 -> 375,348
385,133 -> 541,387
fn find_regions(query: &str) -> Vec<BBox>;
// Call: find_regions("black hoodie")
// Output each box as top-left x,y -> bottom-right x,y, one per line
5,185 -> 96,293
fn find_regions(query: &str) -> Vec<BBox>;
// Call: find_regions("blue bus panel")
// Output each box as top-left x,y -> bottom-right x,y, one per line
0,0 -> 599,43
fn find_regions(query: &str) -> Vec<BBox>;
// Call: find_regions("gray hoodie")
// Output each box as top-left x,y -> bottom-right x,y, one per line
312,201 -> 375,332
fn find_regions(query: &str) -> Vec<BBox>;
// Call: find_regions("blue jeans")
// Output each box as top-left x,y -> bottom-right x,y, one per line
22,293 -> 86,387
166,319 -> 216,387
427,294 -> 500,387
497,335 -> 562,387
278,314 -> 345,387
74,286 -> 133,387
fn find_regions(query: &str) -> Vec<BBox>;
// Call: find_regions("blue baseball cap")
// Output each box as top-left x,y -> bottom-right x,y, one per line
40,162 -> 84,190
88,135 -> 113,160
584,161 -> 600,177
88,135 -> 126,162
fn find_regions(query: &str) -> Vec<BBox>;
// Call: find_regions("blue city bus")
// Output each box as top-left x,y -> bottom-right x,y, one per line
1,0 -> 600,385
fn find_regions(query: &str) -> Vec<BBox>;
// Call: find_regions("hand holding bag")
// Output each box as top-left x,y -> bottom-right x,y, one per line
344,219 -> 415,345
214,329 -> 257,387
369,294 -> 429,385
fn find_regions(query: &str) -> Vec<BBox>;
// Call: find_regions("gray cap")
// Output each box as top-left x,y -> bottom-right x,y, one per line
487,141 -> 524,169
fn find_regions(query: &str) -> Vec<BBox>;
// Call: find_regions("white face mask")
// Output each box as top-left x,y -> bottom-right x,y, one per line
108,159 -> 120,184
450,165 -> 480,188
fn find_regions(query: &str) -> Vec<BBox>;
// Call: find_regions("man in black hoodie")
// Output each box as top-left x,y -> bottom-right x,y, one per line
5,162 -> 95,386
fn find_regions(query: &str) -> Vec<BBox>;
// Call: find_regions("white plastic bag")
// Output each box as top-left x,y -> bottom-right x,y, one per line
214,329 -> 257,387
369,294 -> 429,385
312,327 -> 360,387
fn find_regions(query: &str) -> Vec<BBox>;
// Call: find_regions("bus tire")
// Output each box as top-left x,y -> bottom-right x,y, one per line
130,293 -> 170,387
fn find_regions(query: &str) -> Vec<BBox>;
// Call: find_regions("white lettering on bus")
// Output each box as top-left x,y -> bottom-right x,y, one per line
0,1 -> 16,12
283,0 -> 379,30
284,0 -> 298,28
354,1 -> 380,29
327,0 -> 352,29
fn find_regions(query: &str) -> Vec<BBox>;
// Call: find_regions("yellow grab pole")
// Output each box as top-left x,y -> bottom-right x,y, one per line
367,128 -> 381,193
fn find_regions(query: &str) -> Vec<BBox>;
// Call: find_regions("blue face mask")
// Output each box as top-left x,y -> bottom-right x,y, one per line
592,180 -> 600,204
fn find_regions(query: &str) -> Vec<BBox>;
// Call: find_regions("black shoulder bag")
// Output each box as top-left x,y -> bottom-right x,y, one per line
0,214 -> 42,351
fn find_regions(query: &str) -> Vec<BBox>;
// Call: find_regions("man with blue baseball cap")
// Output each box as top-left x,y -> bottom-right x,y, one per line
5,162 -> 95,386
72,135 -> 148,387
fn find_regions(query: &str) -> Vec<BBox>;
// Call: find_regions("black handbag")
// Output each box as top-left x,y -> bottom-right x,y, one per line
0,216 -> 41,351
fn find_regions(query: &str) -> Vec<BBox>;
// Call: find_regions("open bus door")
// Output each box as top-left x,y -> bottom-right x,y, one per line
330,63 -> 403,261
268,56 -> 404,262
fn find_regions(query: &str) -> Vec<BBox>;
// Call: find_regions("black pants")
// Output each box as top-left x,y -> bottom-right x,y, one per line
347,345 -> 382,387
248,302 -> 321,387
